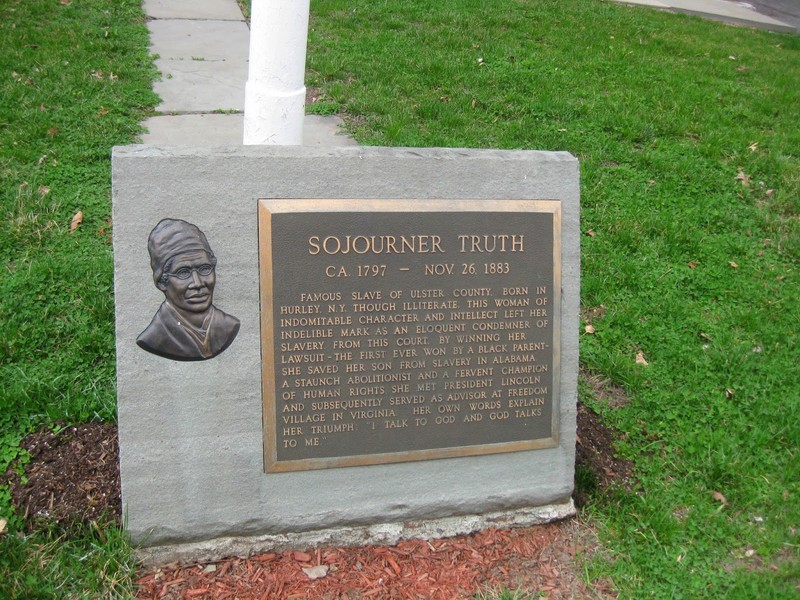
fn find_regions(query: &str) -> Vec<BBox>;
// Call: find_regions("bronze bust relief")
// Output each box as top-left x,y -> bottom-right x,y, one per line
137,219 -> 240,361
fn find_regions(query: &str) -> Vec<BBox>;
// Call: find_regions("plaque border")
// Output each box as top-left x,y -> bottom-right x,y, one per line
258,199 -> 562,473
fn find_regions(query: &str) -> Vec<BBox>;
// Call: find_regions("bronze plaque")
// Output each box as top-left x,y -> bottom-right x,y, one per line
259,199 -> 561,472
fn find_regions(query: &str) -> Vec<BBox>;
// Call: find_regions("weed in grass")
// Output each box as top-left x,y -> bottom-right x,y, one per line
0,522 -> 137,599
4,180 -> 62,251
307,100 -> 342,116
575,463 -> 599,500
475,587 -> 540,600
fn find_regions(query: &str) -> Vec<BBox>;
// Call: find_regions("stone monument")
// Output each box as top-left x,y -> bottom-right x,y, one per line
112,145 -> 579,564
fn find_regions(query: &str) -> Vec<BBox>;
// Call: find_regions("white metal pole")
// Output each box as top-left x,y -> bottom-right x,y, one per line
243,0 -> 310,145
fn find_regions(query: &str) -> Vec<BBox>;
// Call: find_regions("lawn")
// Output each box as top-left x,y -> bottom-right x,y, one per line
2,0 -> 799,597
0,0 -> 157,596
305,0 -> 800,594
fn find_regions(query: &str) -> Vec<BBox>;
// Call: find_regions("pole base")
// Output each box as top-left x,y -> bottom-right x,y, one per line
243,85 -> 305,145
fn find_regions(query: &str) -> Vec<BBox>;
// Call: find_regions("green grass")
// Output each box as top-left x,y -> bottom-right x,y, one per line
1,523 -> 138,599
305,0 -> 800,596
2,0 -> 799,597
476,587 -> 540,600
0,0 -> 157,596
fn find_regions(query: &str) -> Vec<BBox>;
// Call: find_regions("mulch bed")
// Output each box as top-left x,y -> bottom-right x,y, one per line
134,522 -> 611,599
4,422 -> 120,527
3,393 -> 631,598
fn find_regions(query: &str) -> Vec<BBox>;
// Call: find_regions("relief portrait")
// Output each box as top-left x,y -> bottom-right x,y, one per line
136,218 -> 240,361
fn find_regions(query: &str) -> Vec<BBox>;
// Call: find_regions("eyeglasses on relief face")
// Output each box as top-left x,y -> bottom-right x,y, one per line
167,264 -> 215,280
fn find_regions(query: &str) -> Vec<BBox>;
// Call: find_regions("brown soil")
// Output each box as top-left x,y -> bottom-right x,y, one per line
3,422 -> 120,527
3,379 -> 632,598
574,375 -> 635,508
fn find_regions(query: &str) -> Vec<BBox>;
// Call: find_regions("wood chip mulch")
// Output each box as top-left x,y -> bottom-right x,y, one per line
5,392 -> 631,599
135,521 -> 613,599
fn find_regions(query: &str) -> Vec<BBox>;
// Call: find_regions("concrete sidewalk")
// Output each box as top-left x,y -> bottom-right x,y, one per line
140,0 -> 357,146
613,0 -> 797,33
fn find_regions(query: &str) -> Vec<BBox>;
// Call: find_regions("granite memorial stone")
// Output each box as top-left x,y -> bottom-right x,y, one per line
112,146 -> 579,564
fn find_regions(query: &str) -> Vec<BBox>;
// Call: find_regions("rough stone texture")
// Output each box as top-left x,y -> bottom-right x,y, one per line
136,500 -> 576,567
112,145 -> 580,559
